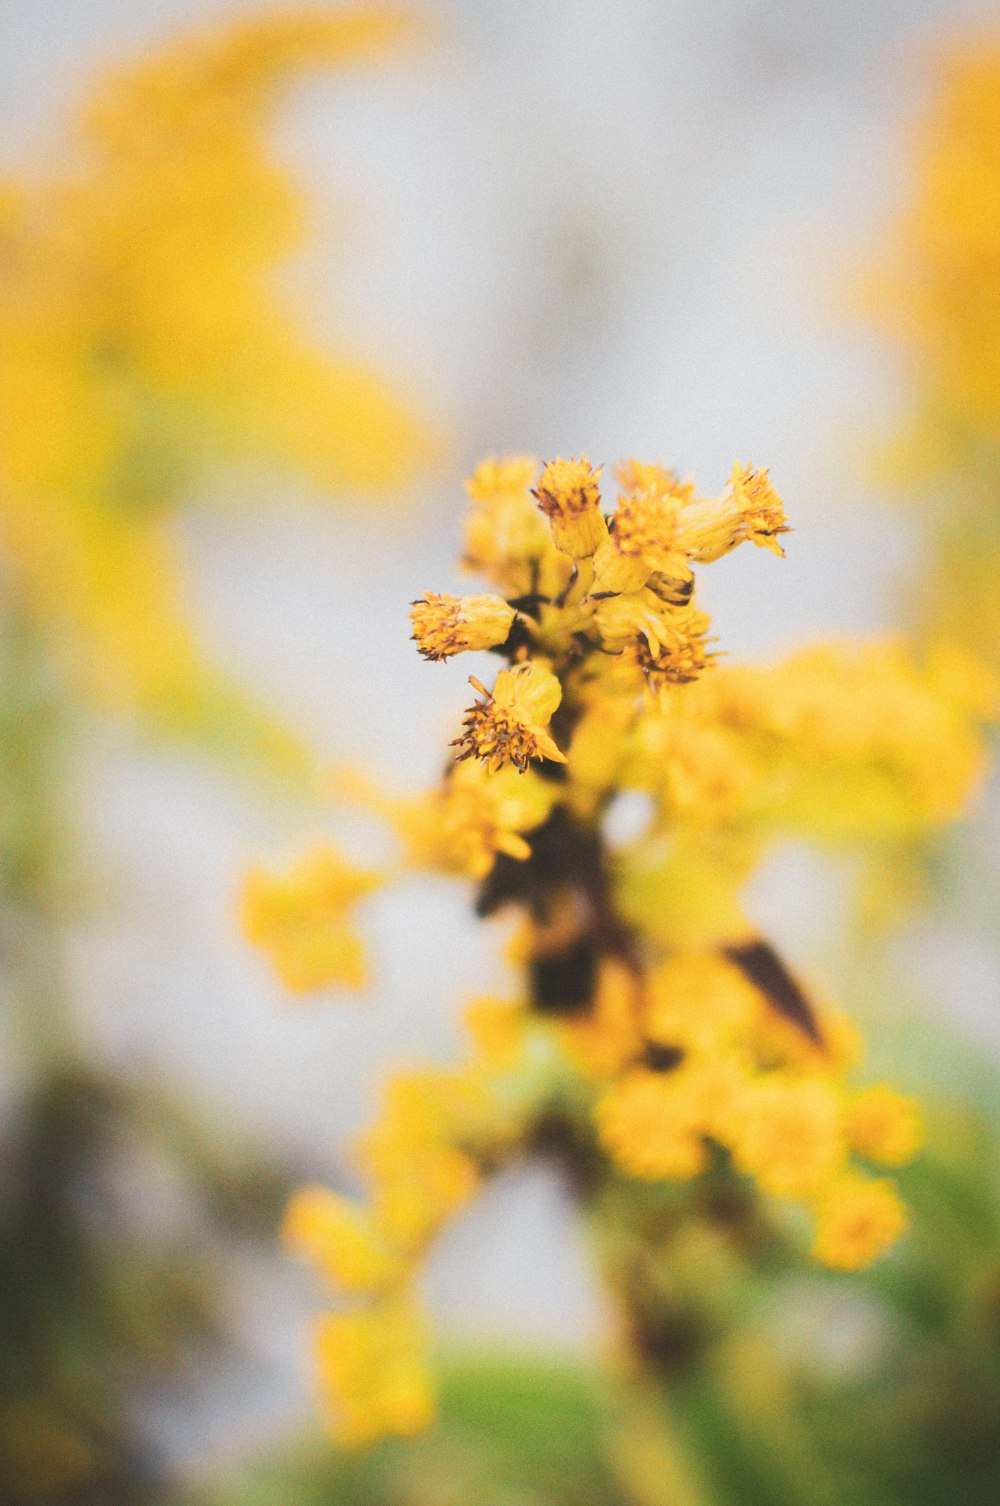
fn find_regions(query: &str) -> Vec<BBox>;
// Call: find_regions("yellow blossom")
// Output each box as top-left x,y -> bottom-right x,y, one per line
812,1175 -> 909,1270
645,952 -> 761,1055
330,759 -> 555,879
463,454 -> 568,598
615,458 -> 696,502
557,959 -> 645,1079
283,1185 -> 399,1293
533,455 -> 607,558
463,996 -> 526,1068
314,1300 -> 435,1448
0,9 -> 431,755
409,592 -> 516,661
593,486 -> 693,596
416,760 -> 555,876
240,843 -> 379,993
844,1085 -> 924,1167
453,663 -> 567,773
372,1147 -> 480,1249
732,1076 -> 846,1199
592,587 -> 687,656
678,463 -> 789,563
597,1068 -> 710,1181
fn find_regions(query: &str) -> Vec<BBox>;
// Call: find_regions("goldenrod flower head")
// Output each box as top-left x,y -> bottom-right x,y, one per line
466,455 -> 538,502
414,761 -> 555,876
240,843 -> 379,993
646,952 -> 760,1055
616,458 -> 695,502
533,455 -> 607,558
315,1301 -> 435,1448
605,486 -> 690,580
732,1076 -> 846,1199
844,1085 -> 923,1167
592,587 -> 688,656
373,1145 -> 479,1249
463,454 -> 566,597
597,1067 -> 710,1181
409,592 -> 515,661
724,462 -> 790,556
811,1175 -> 909,1270
869,37 -> 1000,439
679,462 -> 789,563
453,663 -> 566,773
355,1067 -> 485,1178
463,996 -> 526,1068
283,1185 -> 399,1293
557,959 -> 644,1079
634,607 -> 715,693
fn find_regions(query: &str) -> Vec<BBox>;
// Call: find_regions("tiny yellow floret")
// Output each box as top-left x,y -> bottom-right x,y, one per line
596,1068 -> 709,1181
845,1085 -> 924,1167
453,662 -> 567,773
812,1175 -> 909,1270
240,844 -> 378,993
314,1301 -> 436,1448
732,1076 -> 845,1199
534,455 -> 607,557
409,592 -> 515,660
282,1185 -> 398,1293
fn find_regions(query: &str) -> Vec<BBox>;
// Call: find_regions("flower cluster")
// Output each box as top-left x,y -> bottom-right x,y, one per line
244,453 -> 988,1447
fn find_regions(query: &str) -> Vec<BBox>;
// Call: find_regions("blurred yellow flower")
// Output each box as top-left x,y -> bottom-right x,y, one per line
0,7 -> 432,760
314,1300 -> 435,1448
812,1175 -> 909,1271
240,842 -> 379,993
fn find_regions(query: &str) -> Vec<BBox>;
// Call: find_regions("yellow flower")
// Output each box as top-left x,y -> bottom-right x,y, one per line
409,592 -> 516,660
533,455 -> 607,558
812,1175 -> 909,1270
0,9 -> 431,755
596,1067 -> 710,1181
732,1076 -> 846,1199
463,996 -> 526,1068
373,1147 -> 480,1249
414,760 -> 555,877
633,607 -> 715,693
463,454 -> 568,598
283,1185 -> 399,1293
645,952 -> 760,1055
678,463 -> 789,562
593,486 -> 693,595
592,587 -> 685,655
314,1300 -> 435,1448
453,663 -> 567,773
240,843 -> 379,993
466,455 -> 538,503
844,1085 -> 923,1167
615,458 -> 696,502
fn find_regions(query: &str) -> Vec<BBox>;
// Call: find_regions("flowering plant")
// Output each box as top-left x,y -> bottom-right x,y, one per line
244,452 -> 988,1447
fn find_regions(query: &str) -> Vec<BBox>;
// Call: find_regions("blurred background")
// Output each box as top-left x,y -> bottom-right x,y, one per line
1,2 -> 999,1502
